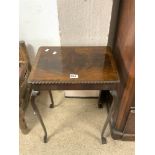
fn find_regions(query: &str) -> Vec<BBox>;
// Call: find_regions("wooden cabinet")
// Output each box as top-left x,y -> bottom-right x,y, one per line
109,0 -> 135,140
19,41 -> 32,134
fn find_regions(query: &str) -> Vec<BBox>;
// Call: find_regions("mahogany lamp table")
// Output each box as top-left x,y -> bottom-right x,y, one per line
28,46 -> 120,144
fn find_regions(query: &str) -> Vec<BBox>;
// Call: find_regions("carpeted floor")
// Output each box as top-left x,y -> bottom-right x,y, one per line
19,91 -> 135,155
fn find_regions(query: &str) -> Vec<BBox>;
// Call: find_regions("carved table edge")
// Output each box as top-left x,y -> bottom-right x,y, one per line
28,80 -> 120,85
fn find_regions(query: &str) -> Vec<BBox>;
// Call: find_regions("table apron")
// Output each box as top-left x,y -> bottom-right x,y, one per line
30,83 -> 118,91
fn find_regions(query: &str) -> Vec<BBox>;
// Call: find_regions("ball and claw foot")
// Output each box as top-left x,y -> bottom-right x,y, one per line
44,135 -> 48,143
101,137 -> 107,144
49,104 -> 54,108
98,103 -> 103,108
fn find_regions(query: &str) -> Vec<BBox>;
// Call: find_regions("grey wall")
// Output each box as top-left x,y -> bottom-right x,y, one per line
19,0 -> 60,64
57,0 -> 113,46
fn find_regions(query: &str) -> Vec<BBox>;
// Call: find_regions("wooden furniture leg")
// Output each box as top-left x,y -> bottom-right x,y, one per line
19,105 -> 29,134
98,91 -> 103,108
98,90 -> 113,109
101,90 -> 118,144
31,93 -> 48,143
48,90 -> 54,108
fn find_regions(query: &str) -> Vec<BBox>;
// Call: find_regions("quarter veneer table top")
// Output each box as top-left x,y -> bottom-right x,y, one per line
28,46 -> 120,84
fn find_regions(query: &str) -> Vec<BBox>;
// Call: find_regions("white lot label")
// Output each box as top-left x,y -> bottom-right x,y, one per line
45,48 -> 50,52
52,51 -> 57,54
70,74 -> 78,78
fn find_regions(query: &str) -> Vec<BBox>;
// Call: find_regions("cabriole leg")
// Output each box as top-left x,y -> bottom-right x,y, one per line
101,90 -> 118,144
48,90 -> 54,108
98,91 -> 103,108
31,93 -> 48,143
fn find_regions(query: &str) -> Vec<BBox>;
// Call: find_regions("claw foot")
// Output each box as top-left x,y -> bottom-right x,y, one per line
101,137 -> 107,144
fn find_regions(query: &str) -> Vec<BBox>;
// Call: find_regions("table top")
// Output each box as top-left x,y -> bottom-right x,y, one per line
28,46 -> 120,84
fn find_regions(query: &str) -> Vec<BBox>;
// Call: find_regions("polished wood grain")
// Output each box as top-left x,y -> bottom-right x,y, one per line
110,0 -> 135,140
28,46 -> 119,84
